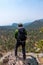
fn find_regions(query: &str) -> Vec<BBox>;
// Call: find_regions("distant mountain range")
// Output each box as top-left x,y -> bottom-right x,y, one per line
0,19 -> 43,30
26,19 -> 43,30
12,19 -> 43,29
12,22 -> 32,27
12,23 -> 18,27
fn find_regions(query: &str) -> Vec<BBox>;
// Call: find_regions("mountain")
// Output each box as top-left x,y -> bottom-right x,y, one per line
26,19 -> 43,30
0,23 -> 18,30
23,22 -> 32,27
0,19 -> 43,30
12,23 -> 18,27
0,19 -> 43,54
12,22 -> 32,28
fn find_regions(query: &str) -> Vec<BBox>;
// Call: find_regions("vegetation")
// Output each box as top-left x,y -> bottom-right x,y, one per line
0,19 -> 43,53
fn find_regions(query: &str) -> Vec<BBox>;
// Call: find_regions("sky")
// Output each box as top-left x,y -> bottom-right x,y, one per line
0,0 -> 43,26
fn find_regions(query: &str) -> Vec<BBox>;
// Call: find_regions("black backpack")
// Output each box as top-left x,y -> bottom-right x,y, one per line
17,28 -> 27,41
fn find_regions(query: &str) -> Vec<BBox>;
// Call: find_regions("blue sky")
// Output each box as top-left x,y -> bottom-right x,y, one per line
0,0 -> 43,26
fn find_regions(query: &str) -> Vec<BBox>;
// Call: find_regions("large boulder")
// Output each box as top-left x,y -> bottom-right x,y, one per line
26,55 -> 39,65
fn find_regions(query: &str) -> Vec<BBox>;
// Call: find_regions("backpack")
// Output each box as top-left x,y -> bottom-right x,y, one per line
17,28 -> 27,41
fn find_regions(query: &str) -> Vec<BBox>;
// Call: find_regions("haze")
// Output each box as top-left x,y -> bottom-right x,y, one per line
0,0 -> 43,26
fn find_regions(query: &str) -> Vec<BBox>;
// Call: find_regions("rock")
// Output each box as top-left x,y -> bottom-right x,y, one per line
37,54 -> 43,64
26,55 -> 39,65
0,52 -> 42,65
3,56 -> 9,63
0,52 -> 3,58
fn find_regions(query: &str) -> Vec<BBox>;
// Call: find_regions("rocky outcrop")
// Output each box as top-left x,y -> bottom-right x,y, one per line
0,52 -> 43,65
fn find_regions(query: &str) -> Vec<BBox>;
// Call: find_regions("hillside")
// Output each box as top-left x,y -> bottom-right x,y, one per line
26,19 -> 43,30
0,19 -> 43,56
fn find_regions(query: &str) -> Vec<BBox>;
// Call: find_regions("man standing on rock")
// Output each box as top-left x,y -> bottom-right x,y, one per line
14,23 -> 27,61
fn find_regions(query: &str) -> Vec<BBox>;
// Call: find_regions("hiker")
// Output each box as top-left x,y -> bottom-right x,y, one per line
14,23 -> 27,61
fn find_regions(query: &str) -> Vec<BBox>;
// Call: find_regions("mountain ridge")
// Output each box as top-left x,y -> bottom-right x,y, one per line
25,19 -> 43,30
0,19 -> 43,30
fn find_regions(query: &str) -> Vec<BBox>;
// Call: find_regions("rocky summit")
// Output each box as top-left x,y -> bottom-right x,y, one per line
0,51 -> 43,65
